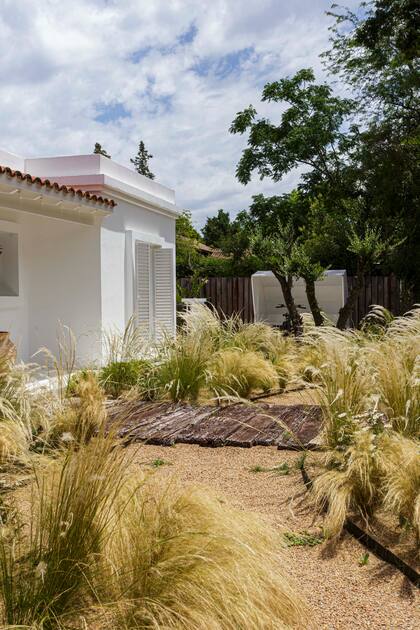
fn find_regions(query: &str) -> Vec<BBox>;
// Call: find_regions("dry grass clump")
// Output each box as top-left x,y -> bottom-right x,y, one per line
299,307 -> 419,446
45,371 -> 107,446
379,432 -> 420,541
0,351 -> 56,469
308,308 -> 420,543
308,335 -> 371,448
208,349 -> 279,399
102,477 -> 306,630
368,334 -> 419,438
370,307 -> 419,437
0,433 -> 306,628
0,417 -> 32,470
0,430 -> 127,627
230,322 -> 293,389
313,428 -> 420,541
312,429 -> 382,537
143,304 -> 291,403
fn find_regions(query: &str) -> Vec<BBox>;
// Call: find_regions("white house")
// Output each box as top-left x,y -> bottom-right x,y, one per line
0,149 -> 180,364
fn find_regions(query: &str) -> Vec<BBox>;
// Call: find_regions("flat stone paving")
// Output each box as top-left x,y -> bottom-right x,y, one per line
108,400 -> 322,449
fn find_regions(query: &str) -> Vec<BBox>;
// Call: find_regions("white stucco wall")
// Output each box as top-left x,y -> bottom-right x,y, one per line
100,198 -> 176,332
0,209 -> 101,364
25,213 -> 102,363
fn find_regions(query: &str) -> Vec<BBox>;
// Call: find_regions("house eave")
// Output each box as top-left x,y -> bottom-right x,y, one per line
0,178 -> 113,224
45,174 -> 181,219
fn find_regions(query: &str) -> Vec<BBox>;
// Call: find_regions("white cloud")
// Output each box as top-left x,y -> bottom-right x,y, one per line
0,0 -> 360,228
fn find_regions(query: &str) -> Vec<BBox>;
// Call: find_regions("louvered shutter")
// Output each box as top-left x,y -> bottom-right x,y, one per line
135,241 -> 151,336
153,247 -> 175,339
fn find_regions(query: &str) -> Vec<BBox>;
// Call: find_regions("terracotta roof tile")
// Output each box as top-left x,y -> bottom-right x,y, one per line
0,166 -> 116,208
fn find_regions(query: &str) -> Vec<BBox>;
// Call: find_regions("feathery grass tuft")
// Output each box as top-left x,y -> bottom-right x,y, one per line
313,429 -> 382,537
208,349 -> 279,399
0,437 -> 306,629
101,476 -> 306,629
0,431 -> 127,627
379,432 -> 420,540
45,371 -> 106,447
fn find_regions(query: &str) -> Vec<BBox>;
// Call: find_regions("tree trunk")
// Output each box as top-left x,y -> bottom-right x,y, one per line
336,262 -> 365,329
273,272 -> 303,336
304,278 -> 324,326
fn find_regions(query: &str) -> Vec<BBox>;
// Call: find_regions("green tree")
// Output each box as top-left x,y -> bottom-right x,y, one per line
230,60 -> 410,328
176,211 -> 201,277
230,70 -> 363,328
325,0 -> 420,300
93,143 -> 111,158
230,68 -> 356,195
325,0 -> 420,134
248,192 -> 327,329
131,141 -> 155,179
202,209 -> 231,248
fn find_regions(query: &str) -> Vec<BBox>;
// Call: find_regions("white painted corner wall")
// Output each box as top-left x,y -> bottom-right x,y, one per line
100,197 -> 176,340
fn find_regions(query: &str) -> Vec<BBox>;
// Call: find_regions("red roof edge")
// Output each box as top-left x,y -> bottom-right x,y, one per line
0,166 -> 116,208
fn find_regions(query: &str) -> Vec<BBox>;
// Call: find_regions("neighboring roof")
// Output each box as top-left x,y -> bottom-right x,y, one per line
196,242 -> 226,259
0,166 -> 116,208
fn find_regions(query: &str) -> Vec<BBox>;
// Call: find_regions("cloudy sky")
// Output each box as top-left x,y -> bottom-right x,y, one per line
0,0 -> 359,228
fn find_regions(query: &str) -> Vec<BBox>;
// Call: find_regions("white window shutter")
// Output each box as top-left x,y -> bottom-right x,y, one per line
135,241 -> 151,335
153,247 -> 175,339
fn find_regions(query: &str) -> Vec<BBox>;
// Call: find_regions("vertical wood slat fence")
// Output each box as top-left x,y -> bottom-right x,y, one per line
179,275 -> 408,327
179,277 -> 254,322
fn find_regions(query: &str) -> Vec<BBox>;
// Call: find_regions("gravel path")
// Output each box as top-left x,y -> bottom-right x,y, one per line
127,443 -> 419,630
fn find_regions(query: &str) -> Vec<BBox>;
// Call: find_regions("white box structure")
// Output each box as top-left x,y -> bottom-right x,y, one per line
251,270 -> 348,326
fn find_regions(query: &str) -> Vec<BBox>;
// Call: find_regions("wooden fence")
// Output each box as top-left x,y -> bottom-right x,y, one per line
178,275 -> 409,327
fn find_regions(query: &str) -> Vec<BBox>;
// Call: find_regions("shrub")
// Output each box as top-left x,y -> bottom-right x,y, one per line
99,360 -> 151,398
154,336 -> 211,403
208,349 -> 279,399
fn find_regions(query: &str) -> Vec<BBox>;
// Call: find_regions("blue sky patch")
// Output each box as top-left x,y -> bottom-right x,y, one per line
94,101 -> 131,124
191,46 -> 255,78
178,22 -> 198,45
129,46 -> 152,63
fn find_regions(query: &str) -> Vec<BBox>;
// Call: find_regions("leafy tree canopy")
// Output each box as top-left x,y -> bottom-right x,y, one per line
230,68 -> 357,195
324,0 -> 420,133
177,210 -> 201,242
202,209 -> 231,248
176,211 -> 201,277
